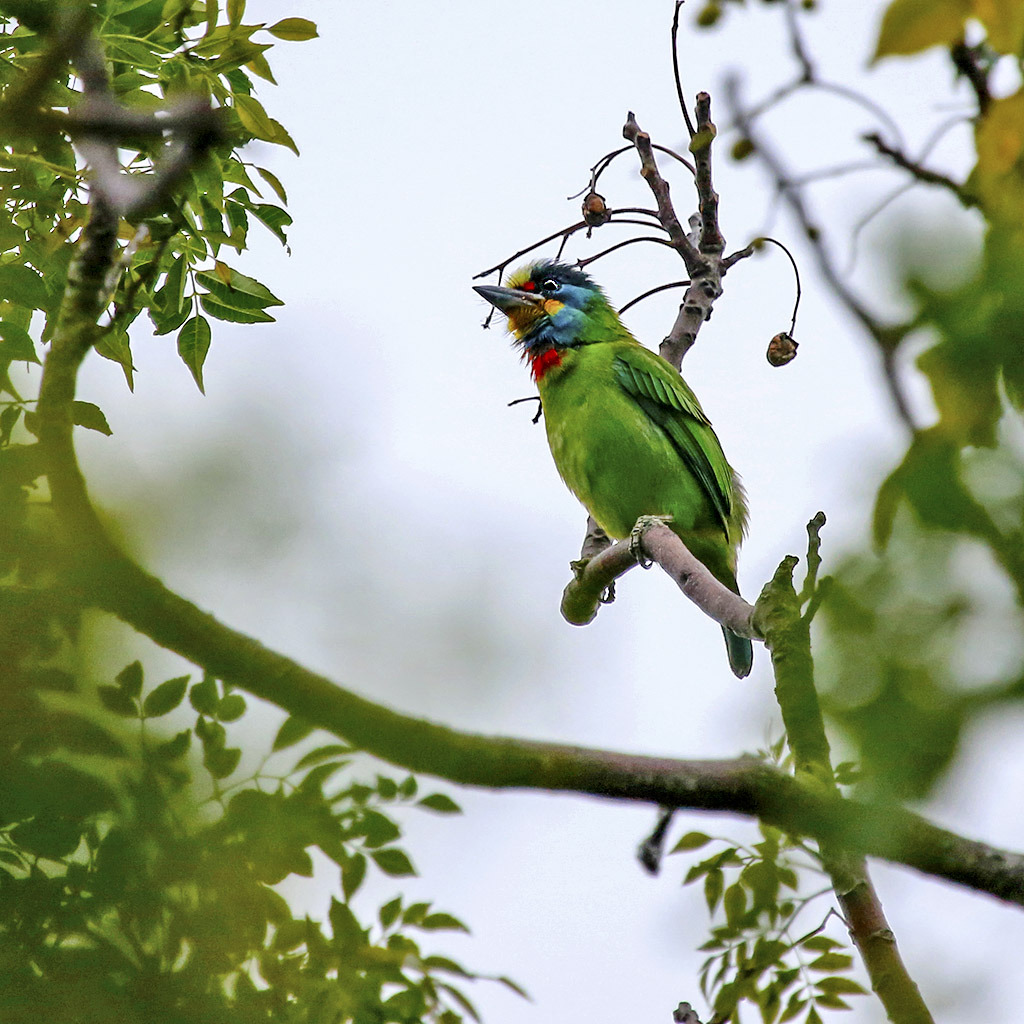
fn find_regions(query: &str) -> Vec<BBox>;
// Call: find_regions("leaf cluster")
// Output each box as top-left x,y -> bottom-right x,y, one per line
673,824 -> 865,1024
0,0 -> 304,409
0,623 -> 509,1023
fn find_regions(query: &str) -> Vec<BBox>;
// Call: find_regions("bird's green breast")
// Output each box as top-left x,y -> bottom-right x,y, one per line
537,341 -> 729,557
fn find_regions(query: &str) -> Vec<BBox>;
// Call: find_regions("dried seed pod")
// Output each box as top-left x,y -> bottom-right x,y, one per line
767,331 -> 799,367
581,191 -> 611,227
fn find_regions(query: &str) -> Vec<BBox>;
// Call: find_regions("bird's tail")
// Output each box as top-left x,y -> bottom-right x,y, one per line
722,627 -> 753,679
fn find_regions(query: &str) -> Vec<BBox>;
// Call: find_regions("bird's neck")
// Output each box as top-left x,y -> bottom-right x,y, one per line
527,346 -> 563,382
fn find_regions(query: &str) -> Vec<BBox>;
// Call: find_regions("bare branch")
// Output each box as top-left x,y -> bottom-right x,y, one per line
561,520 -> 757,638
693,93 -> 724,256
950,38 -> 992,116
623,111 -> 702,276
862,131 -> 975,205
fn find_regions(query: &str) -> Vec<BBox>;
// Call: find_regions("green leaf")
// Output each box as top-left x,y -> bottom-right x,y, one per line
151,294 -> 194,336
273,714 -> 314,751
199,291 -> 275,323
234,93 -> 278,140
376,775 -> 398,799
723,882 -> 746,926
155,253 -> 187,312
402,901 -> 430,924
189,676 -> 220,715
342,852 -> 367,900
872,0 -> 969,60
417,793 -> 462,814
371,848 -> 416,877
0,404 -> 21,444
143,675 -> 190,717
497,976 -> 530,999
94,329 -> 135,390
0,322 -> 38,363
294,743 -> 353,770
779,994 -> 807,1023
116,660 -> 144,697
99,684 -> 139,717
197,265 -> 283,307
359,809 -> 401,848
154,730 -> 191,759
272,918 -> 306,951
267,17 -> 318,40
808,953 -> 854,972
672,831 -> 712,853
255,165 -> 288,204
420,913 -> 470,933
217,693 -> 247,721
816,976 -> 868,996
250,202 -> 292,242
704,867 -> 724,913
379,895 -> 402,928
0,264 -> 50,310
72,401 -> 112,435
205,744 -> 241,779
330,897 -> 366,946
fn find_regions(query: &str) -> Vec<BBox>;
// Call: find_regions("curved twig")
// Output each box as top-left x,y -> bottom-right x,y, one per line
576,235 -> 676,269
618,279 -> 690,315
671,1 -> 697,138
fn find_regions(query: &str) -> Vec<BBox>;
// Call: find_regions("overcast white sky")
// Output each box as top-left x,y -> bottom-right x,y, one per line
69,2 -> 1024,1021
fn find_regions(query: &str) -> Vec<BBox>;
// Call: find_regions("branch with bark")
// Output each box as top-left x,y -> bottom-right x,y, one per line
34,272 -> 1024,915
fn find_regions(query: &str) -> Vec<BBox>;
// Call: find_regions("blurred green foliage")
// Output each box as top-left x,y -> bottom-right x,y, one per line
0,618 -> 502,1023
0,4 -> 515,1021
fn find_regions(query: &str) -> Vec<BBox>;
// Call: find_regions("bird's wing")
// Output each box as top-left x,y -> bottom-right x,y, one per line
613,349 -> 733,530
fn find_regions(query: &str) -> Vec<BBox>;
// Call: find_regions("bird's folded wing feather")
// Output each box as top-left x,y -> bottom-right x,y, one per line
612,350 -> 733,530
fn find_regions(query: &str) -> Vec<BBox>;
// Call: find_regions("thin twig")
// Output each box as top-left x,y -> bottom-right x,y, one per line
671,1 -> 697,138
575,235 -> 676,269
724,75 -> 917,432
618,279 -> 690,315
862,131 -> 975,205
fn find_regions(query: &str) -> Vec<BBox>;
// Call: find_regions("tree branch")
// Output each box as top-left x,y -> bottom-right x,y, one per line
33,314 -> 1024,912
759,547 -> 935,1023
561,520 -> 758,638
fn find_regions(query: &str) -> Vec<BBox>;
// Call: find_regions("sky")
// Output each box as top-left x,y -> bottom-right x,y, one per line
68,2 -> 1024,1022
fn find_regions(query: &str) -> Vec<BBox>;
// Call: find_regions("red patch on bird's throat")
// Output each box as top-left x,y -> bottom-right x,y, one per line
529,348 -> 562,382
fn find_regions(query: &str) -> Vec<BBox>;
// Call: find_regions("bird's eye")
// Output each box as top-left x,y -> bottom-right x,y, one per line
542,279 -> 560,292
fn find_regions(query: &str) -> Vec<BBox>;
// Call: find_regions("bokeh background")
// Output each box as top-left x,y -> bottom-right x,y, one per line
65,2 -> 1024,1020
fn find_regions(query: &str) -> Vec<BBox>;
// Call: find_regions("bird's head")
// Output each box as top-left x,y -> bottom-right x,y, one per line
473,261 -> 615,351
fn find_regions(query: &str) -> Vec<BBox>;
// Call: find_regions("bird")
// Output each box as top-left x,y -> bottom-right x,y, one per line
474,260 -> 752,678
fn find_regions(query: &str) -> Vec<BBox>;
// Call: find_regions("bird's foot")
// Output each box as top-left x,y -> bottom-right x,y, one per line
629,514 -> 674,569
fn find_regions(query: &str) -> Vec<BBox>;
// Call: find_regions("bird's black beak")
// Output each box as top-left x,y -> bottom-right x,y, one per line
473,284 -> 544,316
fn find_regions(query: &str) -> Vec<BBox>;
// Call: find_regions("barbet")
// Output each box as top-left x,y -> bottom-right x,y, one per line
475,261 -> 752,678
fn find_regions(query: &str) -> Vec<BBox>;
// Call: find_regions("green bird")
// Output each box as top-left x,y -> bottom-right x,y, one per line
475,260 -> 752,678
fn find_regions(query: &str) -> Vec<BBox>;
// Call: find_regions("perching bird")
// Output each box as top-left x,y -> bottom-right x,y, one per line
474,260 -> 752,678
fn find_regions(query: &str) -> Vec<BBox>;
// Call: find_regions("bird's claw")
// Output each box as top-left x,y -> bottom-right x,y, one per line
629,514 -> 673,569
